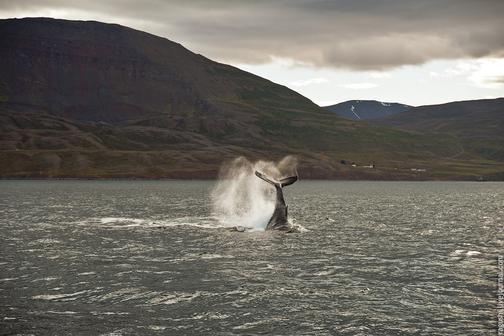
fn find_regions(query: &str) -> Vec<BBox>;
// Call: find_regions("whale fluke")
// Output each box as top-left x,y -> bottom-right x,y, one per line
254,171 -> 297,187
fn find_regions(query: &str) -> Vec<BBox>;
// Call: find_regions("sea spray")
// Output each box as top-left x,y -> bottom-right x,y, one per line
211,156 -> 298,230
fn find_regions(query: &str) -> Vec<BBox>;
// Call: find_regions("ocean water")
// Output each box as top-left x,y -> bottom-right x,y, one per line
0,180 -> 502,335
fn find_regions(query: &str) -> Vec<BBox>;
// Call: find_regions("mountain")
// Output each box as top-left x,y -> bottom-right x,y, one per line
0,18 -> 503,180
377,98 -> 504,162
324,100 -> 411,120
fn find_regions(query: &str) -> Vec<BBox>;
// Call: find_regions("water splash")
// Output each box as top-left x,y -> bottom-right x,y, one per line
211,156 -> 298,230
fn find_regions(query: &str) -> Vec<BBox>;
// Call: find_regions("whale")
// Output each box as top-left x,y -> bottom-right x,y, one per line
226,170 -> 299,233
254,170 -> 298,231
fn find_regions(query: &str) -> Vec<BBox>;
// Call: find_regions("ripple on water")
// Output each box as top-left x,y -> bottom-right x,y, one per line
32,290 -> 90,301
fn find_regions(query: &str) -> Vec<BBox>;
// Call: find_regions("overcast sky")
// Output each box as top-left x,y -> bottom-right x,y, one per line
1,0 -> 503,106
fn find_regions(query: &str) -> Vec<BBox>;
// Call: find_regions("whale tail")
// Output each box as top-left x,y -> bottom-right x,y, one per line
255,171 -> 298,188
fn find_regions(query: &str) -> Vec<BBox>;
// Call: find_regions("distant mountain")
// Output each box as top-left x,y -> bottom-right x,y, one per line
0,18 -> 502,180
377,98 -> 504,162
324,100 -> 411,120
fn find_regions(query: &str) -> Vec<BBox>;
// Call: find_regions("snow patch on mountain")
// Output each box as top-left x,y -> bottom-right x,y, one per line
350,105 -> 361,119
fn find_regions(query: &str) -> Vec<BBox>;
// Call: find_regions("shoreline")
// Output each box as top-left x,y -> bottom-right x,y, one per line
1,177 -> 502,182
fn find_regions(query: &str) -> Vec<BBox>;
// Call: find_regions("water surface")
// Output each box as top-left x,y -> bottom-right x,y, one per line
0,181 -> 502,335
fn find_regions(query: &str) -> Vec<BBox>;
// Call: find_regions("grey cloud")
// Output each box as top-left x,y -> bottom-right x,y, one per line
1,0 -> 504,70
490,76 -> 504,84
